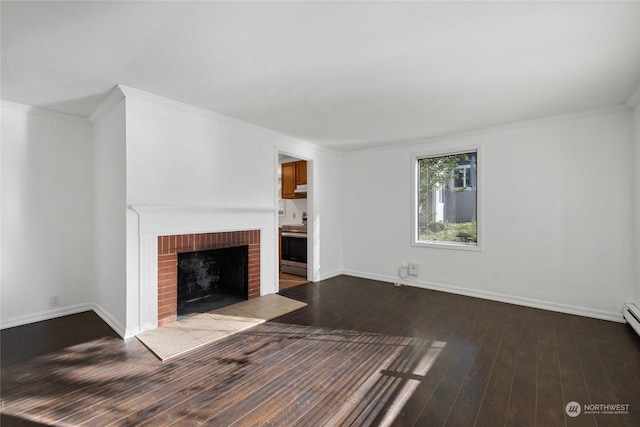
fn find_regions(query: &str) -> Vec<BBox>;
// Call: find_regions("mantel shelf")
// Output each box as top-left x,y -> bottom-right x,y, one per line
129,204 -> 276,214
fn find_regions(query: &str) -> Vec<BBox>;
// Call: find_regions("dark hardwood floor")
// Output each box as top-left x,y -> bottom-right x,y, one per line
278,272 -> 309,291
2,275 -> 640,426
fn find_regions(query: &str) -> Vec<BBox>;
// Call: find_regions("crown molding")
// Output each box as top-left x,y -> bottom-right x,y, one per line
88,85 -> 126,124
1,100 -> 90,125
118,84 -> 272,133
345,104 -> 632,155
117,85 -> 342,157
626,84 -> 640,109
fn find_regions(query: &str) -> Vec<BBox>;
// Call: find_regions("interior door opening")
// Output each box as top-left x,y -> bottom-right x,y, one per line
277,152 -> 311,291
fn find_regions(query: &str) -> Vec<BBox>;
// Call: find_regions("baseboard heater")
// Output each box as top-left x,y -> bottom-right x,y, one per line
623,303 -> 640,338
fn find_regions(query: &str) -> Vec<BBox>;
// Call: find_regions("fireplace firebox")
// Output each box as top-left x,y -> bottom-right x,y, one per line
177,246 -> 248,318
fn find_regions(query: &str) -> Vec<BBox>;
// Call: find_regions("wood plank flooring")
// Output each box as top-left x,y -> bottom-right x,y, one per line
2,275 -> 640,426
278,272 -> 309,291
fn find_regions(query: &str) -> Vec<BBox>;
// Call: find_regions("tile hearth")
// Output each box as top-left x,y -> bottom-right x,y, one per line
137,294 -> 306,360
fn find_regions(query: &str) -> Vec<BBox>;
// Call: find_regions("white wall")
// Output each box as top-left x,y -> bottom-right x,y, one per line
279,198 -> 307,226
314,149 -> 344,280
342,107 -> 635,321
125,92 -> 274,208
1,102 -> 94,327
91,96 -> 128,335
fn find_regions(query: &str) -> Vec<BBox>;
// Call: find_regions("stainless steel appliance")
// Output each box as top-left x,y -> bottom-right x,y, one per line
280,224 -> 307,277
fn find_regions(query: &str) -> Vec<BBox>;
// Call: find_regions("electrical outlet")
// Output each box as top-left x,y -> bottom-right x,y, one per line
50,294 -> 60,307
408,263 -> 419,277
399,263 -> 408,278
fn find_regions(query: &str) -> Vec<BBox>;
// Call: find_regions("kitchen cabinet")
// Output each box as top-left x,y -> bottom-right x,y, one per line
281,161 -> 307,199
296,161 -> 307,186
281,162 -> 297,199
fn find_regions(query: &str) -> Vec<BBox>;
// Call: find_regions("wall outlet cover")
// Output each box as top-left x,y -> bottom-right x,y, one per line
50,295 -> 60,307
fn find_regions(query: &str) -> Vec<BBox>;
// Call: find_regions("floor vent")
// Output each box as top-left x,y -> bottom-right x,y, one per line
623,303 -> 640,338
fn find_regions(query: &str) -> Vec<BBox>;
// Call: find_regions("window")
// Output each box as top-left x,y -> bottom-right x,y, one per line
453,165 -> 472,189
413,149 -> 480,249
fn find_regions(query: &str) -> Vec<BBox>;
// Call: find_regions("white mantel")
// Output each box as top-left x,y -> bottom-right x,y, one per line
130,205 -> 276,234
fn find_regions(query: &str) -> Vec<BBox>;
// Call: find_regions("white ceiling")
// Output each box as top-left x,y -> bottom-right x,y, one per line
2,1 -> 640,151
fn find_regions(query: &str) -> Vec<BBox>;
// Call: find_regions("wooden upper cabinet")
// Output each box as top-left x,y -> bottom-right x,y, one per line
295,161 -> 307,186
281,162 -> 297,199
281,160 -> 307,199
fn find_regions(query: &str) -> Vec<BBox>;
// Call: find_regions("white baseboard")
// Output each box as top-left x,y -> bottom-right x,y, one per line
0,302 -> 139,340
623,303 -> 640,336
315,269 -> 343,282
341,269 -> 625,323
0,303 -> 94,330
91,303 -> 129,338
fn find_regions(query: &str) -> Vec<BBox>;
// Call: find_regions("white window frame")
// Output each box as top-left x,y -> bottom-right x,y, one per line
411,146 -> 483,251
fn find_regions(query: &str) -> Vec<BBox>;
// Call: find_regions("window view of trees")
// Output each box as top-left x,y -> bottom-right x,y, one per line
417,151 -> 477,245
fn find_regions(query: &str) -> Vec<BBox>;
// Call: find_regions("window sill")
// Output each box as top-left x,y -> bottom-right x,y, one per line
412,240 -> 482,251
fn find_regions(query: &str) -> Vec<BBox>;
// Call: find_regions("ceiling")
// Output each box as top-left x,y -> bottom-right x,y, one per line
2,1 -> 640,151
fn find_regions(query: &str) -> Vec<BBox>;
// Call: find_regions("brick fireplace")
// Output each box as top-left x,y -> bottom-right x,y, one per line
157,230 -> 261,326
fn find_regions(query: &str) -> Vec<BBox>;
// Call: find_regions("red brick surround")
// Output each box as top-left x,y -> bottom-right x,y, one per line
157,230 -> 261,326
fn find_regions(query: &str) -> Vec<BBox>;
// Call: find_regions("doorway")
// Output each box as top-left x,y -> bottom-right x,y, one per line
277,152 -> 311,291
